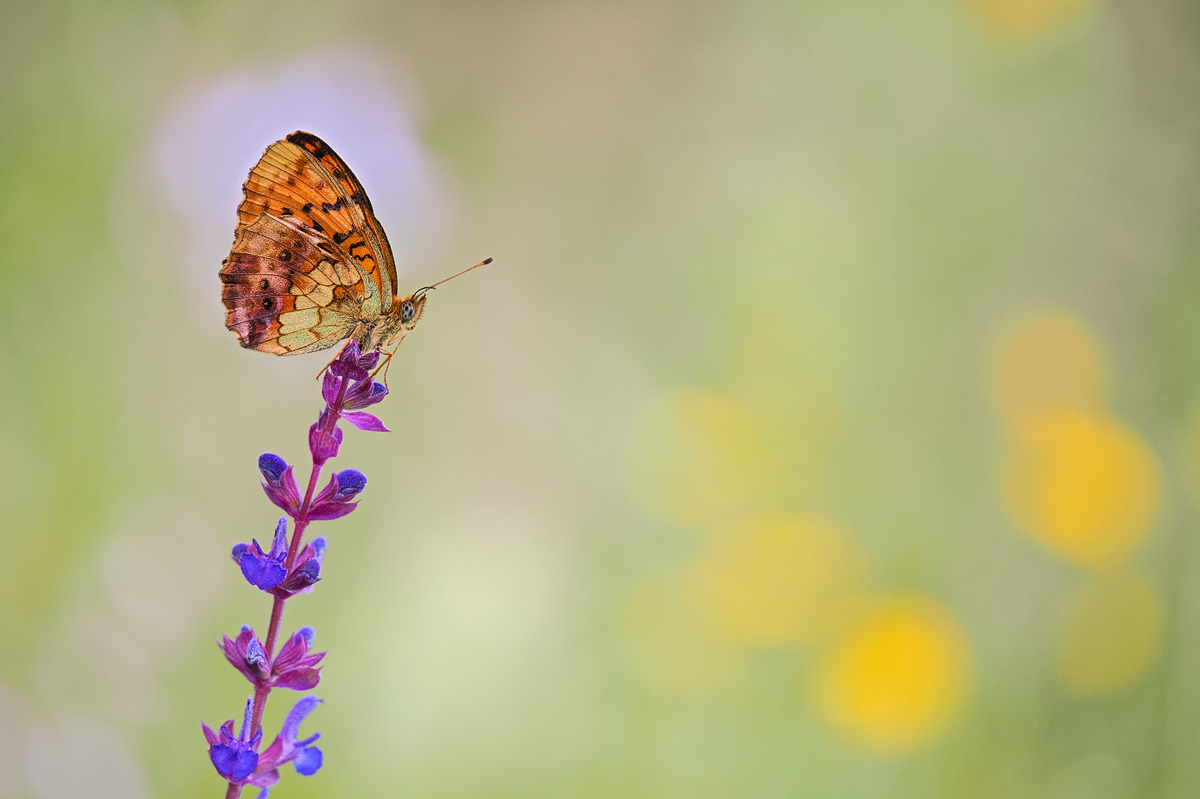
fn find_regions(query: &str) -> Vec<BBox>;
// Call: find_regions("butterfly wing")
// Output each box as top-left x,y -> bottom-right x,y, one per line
220,214 -> 383,355
235,132 -> 397,313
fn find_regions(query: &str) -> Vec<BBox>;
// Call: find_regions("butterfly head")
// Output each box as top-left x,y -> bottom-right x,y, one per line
396,291 -> 429,332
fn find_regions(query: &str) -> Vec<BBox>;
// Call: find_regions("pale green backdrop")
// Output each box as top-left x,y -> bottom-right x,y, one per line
2,0 -> 1200,797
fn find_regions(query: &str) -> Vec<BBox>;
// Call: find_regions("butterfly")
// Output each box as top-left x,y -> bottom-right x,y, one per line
219,131 -> 489,363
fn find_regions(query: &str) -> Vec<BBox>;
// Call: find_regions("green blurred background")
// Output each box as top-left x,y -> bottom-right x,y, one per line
3,0 -> 1200,796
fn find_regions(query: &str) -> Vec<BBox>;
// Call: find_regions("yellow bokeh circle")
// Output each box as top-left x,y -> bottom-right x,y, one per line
1003,408 -> 1159,570
812,595 -> 973,755
966,0 -> 1095,39
994,312 -> 1105,425
1059,569 -> 1164,697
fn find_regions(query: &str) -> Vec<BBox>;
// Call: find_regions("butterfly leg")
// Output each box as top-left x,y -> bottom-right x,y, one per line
371,333 -> 408,388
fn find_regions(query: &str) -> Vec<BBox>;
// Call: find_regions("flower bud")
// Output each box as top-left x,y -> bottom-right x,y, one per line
258,453 -> 288,485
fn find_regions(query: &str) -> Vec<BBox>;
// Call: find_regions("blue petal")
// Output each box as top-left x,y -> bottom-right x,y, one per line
211,743 -> 259,781
240,553 -> 288,590
293,745 -> 323,776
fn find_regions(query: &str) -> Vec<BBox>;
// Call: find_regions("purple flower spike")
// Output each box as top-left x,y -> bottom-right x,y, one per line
238,518 -> 289,590
202,696 -> 262,782
255,695 -> 324,780
207,254 -> 405,791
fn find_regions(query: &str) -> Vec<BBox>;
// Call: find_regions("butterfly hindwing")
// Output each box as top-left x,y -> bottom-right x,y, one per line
220,215 -> 370,355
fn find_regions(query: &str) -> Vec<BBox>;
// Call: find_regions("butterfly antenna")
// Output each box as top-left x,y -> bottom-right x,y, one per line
415,257 -> 493,298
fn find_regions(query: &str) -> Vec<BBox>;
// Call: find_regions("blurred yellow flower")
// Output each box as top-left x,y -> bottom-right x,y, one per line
811,595 -> 972,755
686,516 -> 867,647
965,0 -> 1096,39
1002,408 -> 1158,571
1058,569 -> 1163,696
626,390 -> 760,528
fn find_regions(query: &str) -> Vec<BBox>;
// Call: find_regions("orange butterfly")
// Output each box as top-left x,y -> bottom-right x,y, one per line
220,131 -> 488,361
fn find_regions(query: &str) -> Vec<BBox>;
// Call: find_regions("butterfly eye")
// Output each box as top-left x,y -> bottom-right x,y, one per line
400,300 -> 415,323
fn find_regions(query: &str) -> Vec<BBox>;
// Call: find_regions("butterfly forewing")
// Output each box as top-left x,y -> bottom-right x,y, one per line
234,134 -> 396,312
285,132 -> 399,303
